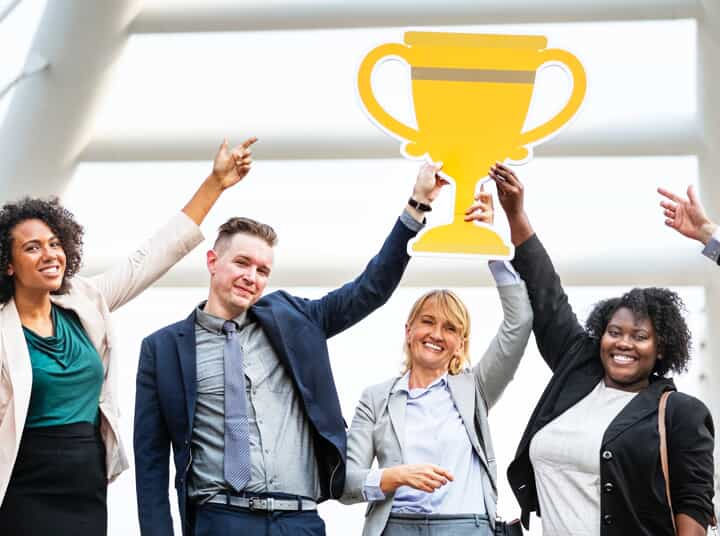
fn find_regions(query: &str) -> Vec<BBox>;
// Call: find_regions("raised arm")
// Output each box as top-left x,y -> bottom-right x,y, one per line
464,186 -> 533,408
489,163 -> 586,371
472,276 -> 533,410
306,162 -> 448,338
92,138 -> 257,311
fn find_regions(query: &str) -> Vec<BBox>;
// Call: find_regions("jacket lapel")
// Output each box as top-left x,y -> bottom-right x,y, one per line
176,311 -> 198,431
387,385 -> 408,455
447,374 -> 492,475
602,379 -> 673,446
0,301 -> 32,448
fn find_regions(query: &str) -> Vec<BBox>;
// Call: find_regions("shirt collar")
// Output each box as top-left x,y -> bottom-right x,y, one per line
195,301 -> 249,334
394,370 -> 448,397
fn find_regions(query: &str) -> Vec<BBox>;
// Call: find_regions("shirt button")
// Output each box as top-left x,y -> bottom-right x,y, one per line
602,450 -> 613,460
603,514 -> 614,525
603,482 -> 614,493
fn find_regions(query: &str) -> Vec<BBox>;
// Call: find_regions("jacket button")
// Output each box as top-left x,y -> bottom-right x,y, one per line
601,450 -> 613,460
603,482 -> 614,493
603,514 -> 613,525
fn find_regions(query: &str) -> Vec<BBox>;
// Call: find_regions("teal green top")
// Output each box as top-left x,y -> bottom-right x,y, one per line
23,305 -> 104,428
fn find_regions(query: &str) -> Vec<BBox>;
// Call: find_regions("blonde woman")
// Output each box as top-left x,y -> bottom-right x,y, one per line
341,191 -> 532,536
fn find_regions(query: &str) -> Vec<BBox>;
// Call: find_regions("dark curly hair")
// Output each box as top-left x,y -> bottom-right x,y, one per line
0,197 -> 84,304
585,287 -> 691,377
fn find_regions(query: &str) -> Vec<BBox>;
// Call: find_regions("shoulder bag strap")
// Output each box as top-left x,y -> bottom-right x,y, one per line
658,390 -> 677,535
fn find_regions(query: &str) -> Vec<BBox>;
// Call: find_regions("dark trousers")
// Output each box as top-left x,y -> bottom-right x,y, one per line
194,502 -> 326,536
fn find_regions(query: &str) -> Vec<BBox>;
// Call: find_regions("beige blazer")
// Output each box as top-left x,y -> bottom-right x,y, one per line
341,282 -> 533,536
0,212 -> 203,503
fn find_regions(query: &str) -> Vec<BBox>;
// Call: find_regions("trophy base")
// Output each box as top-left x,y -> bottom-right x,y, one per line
411,222 -> 512,257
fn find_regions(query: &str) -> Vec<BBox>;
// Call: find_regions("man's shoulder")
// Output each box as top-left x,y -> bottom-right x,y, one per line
143,312 -> 194,343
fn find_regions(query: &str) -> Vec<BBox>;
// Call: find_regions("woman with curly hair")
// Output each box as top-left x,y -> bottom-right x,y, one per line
0,138 -> 256,536
469,163 -> 715,536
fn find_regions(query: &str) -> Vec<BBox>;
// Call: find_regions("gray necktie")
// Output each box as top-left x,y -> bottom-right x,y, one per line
222,320 -> 251,491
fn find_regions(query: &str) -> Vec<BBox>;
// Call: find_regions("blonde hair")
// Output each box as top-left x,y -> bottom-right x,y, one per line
402,289 -> 471,375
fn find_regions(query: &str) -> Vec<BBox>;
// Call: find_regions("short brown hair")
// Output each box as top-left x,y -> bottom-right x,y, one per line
213,217 -> 277,252
402,289 -> 471,375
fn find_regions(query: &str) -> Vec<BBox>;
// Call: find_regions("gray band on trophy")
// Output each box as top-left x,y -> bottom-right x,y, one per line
411,67 -> 536,84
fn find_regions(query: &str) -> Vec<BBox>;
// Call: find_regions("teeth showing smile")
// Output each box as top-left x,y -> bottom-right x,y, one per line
423,342 -> 443,352
612,354 -> 636,364
39,266 -> 60,274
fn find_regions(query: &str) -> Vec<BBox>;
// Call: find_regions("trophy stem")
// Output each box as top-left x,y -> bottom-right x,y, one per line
410,175 -> 512,257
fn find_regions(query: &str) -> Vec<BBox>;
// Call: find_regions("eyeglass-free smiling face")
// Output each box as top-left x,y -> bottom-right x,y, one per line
7,219 -> 67,295
600,306 -> 659,392
406,300 -> 465,375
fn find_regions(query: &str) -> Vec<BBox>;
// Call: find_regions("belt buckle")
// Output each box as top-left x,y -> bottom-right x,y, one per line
247,497 -> 273,511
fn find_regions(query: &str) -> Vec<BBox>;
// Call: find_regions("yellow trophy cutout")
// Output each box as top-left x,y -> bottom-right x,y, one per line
358,31 -> 587,258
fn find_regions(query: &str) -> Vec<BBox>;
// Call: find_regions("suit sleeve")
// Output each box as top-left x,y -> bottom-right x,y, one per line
134,337 -> 175,536
340,387 -> 379,505
473,281 -> 533,410
511,234 -> 586,372
667,393 -> 716,528
305,218 -> 416,338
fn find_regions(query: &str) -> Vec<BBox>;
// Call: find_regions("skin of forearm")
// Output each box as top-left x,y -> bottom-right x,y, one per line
379,467 -> 402,494
507,210 -> 535,246
181,174 -> 224,225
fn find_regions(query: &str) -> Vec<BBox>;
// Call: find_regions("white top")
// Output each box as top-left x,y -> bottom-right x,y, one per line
529,381 -> 637,536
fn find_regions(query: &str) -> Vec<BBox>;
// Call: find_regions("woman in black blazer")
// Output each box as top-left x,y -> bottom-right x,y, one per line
469,163 -> 715,535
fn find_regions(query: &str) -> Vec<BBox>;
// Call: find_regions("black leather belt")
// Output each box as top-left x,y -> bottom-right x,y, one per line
206,494 -> 317,512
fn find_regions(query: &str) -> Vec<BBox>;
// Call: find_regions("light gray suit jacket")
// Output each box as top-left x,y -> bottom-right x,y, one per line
340,282 -> 532,536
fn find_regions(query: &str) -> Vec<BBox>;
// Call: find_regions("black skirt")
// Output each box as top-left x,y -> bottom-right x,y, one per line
0,422 -> 107,536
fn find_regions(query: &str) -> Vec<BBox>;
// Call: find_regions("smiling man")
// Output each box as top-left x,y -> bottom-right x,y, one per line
133,161 -> 447,536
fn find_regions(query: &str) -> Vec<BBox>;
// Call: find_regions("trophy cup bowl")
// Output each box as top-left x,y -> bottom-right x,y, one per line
358,31 -> 587,258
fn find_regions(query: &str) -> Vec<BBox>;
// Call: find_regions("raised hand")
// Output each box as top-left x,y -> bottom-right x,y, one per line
211,137 -> 258,190
380,463 -> 454,494
464,183 -> 494,225
413,161 -> 450,204
658,185 -> 717,245
488,162 -> 534,246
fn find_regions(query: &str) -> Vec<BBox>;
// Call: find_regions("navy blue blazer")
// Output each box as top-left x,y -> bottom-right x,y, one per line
133,218 -> 417,536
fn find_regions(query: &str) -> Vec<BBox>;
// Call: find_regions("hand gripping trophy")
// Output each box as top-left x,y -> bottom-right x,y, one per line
358,31 -> 586,259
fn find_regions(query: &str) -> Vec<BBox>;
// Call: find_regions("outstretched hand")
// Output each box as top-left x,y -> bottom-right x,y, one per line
211,137 -> 258,190
413,161 -> 450,204
658,185 -> 716,245
488,162 -> 524,217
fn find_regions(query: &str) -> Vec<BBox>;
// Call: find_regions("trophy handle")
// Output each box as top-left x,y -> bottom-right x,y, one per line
357,43 -> 421,143
517,48 -> 587,147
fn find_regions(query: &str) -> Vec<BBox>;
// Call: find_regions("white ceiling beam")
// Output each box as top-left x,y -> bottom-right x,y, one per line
0,0 -> 143,203
133,0 -> 697,34
82,245 -> 705,288
82,120 -> 698,162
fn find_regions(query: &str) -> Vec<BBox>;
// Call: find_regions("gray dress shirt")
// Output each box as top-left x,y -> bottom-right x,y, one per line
188,304 -> 321,500
702,227 -> 720,265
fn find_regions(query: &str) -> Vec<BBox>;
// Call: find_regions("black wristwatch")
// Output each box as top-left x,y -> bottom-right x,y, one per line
408,197 -> 432,212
